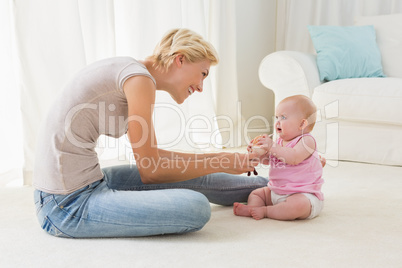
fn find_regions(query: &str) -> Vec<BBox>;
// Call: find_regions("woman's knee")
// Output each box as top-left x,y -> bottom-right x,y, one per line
179,190 -> 211,230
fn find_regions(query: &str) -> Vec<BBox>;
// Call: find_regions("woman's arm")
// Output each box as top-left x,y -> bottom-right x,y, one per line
158,148 -> 223,160
124,76 -> 257,184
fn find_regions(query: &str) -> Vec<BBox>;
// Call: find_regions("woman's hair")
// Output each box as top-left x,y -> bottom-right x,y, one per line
148,28 -> 219,71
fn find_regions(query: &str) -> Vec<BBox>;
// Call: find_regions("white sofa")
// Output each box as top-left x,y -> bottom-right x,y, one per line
258,13 -> 402,166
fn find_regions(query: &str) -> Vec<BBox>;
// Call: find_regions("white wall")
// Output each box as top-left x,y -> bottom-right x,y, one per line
235,0 -> 276,140
234,0 -> 402,143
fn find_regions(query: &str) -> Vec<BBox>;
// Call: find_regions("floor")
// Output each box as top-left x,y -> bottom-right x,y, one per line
1,160 -> 402,267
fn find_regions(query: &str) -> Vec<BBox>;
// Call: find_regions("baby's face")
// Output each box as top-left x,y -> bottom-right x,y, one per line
274,101 -> 305,141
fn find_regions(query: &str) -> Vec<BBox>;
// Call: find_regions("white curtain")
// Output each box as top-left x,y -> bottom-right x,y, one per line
0,0 -> 23,186
11,1 -> 88,185
4,0 -> 401,186
208,0 -> 242,148
0,0 -> 238,186
276,0 -> 402,53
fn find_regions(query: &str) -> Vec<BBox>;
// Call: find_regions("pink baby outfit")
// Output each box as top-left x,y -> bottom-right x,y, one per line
268,134 -> 324,200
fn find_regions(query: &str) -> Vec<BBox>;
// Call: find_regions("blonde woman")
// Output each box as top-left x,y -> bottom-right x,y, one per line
33,28 -> 267,238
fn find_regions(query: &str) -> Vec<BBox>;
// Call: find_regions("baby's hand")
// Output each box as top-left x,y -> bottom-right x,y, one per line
249,134 -> 272,156
256,134 -> 274,152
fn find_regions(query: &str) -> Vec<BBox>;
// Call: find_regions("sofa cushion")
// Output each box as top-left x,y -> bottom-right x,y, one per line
307,25 -> 385,82
312,78 -> 402,125
355,13 -> 402,78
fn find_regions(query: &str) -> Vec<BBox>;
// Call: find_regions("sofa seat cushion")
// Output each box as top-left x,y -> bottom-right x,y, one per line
312,77 -> 402,125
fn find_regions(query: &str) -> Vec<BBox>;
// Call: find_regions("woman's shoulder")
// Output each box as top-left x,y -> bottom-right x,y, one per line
87,56 -> 139,68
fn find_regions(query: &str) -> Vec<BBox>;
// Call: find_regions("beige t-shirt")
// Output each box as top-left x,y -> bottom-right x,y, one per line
33,57 -> 156,194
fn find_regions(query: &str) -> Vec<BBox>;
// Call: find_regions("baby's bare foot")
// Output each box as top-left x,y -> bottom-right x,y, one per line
250,207 -> 267,220
233,202 -> 252,217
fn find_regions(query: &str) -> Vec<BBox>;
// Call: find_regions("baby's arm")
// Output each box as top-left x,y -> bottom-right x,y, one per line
270,135 -> 316,165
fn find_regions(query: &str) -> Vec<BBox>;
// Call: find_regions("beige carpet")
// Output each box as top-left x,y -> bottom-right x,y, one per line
1,161 -> 402,268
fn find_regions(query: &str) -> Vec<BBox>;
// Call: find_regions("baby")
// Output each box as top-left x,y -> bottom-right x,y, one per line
234,95 -> 324,220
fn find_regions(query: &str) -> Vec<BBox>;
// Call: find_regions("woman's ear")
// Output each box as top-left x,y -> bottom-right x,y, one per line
175,54 -> 184,67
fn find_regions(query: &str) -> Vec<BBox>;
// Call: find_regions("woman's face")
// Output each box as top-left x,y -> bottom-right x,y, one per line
168,56 -> 210,104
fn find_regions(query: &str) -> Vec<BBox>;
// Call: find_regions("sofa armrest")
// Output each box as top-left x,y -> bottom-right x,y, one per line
258,51 -> 323,106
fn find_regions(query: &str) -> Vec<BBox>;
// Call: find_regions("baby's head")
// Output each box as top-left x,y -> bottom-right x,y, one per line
275,95 -> 317,139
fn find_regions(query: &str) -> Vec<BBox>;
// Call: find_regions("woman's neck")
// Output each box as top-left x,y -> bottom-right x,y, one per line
140,59 -> 171,91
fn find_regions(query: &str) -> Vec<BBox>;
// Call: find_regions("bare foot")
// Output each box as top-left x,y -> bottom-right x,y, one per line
250,207 -> 267,220
233,202 -> 252,217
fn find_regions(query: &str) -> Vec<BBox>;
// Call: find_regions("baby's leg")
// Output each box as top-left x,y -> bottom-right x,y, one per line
250,193 -> 311,220
233,187 -> 272,217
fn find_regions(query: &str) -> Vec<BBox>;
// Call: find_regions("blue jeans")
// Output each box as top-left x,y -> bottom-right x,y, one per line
34,165 -> 268,238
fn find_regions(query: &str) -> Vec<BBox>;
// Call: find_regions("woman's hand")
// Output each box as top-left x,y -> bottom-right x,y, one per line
214,152 -> 260,175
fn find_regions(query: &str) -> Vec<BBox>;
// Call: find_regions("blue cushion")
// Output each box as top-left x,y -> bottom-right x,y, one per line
308,25 -> 385,82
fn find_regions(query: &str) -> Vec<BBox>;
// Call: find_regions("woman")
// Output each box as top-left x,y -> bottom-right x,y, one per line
33,28 -> 268,238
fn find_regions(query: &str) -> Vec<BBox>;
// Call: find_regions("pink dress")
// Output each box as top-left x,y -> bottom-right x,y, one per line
268,134 -> 324,200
